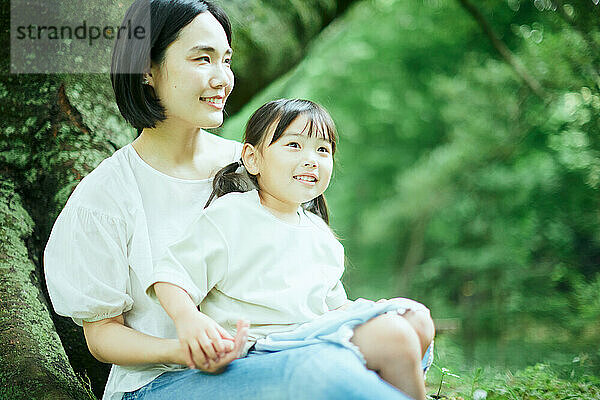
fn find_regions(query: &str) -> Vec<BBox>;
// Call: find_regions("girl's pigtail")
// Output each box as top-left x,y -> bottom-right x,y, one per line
204,160 -> 255,208
304,194 -> 330,225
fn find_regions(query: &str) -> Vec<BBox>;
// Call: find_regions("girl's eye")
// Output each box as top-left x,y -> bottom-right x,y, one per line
318,146 -> 331,154
286,142 -> 300,148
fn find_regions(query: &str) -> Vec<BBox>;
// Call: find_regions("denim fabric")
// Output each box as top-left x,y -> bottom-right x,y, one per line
121,343 -> 413,400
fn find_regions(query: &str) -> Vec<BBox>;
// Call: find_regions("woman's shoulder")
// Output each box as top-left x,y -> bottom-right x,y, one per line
204,130 -> 242,161
65,145 -> 138,216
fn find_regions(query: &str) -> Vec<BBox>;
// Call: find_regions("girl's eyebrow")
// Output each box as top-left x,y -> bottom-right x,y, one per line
188,45 -> 233,56
282,133 -> 331,143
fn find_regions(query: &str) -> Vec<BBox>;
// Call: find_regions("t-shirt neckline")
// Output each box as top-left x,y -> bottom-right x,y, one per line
246,189 -> 312,228
126,143 -> 214,184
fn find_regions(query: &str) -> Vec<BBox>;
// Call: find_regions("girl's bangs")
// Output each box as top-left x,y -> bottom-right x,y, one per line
269,101 -> 338,154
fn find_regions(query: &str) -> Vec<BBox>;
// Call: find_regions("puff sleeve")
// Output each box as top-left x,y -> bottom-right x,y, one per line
44,206 -> 133,326
146,213 -> 228,305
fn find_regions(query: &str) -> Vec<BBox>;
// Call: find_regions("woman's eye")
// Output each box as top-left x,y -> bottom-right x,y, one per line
224,58 -> 232,65
195,56 -> 210,62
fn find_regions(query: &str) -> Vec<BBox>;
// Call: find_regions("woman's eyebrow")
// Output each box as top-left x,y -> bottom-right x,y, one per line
188,45 -> 233,56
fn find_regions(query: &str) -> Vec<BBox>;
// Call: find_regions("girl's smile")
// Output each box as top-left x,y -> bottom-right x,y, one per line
293,172 -> 318,185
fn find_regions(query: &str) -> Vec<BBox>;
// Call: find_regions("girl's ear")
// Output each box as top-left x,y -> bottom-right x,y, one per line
241,143 -> 260,175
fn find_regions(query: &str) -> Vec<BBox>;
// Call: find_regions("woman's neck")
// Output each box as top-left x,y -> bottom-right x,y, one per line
131,119 -> 232,180
134,121 -> 205,165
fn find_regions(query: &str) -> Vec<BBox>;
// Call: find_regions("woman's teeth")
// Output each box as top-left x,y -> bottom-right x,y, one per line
201,97 -> 223,104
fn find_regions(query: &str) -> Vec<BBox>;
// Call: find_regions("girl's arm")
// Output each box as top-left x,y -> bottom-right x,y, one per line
82,314 -> 186,365
153,282 -> 240,370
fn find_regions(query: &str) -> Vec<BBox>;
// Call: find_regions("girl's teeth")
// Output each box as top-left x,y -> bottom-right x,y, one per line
295,176 -> 315,182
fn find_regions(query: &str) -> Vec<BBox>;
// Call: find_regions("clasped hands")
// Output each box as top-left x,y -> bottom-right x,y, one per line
173,309 -> 249,373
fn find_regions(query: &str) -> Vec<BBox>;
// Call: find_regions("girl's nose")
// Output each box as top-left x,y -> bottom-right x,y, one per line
304,159 -> 317,168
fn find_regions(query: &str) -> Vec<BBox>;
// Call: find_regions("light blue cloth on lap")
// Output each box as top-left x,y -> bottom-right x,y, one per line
253,298 -> 434,375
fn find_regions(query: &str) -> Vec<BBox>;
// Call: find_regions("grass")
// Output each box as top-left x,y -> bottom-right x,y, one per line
424,336 -> 600,400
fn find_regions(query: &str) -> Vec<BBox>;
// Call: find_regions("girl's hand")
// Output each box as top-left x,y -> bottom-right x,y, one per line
198,319 -> 249,374
172,308 -> 235,369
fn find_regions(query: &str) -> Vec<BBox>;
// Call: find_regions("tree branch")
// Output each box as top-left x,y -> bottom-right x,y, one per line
456,0 -> 547,100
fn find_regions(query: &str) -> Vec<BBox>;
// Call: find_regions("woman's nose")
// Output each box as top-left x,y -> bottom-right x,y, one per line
209,65 -> 232,89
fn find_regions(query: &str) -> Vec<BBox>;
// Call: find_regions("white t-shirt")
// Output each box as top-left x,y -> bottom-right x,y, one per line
148,190 -> 348,352
43,139 -> 241,400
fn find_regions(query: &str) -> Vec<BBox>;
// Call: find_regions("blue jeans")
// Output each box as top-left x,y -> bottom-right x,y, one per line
122,343 -> 412,399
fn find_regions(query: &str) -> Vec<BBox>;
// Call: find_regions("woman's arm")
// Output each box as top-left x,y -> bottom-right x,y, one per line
83,311 -> 249,372
82,314 -> 186,365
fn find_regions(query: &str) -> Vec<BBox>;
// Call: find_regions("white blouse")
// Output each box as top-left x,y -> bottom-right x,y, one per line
44,139 -> 241,400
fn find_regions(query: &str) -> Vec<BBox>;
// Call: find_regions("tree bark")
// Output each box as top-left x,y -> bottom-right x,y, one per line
0,0 -> 358,397
0,180 -> 93,400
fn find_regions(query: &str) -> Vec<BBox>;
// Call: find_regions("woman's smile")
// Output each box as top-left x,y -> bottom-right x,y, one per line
200,95 -> 226,110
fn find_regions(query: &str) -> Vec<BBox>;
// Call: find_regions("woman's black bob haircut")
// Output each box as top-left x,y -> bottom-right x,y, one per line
110,0 -> 231,134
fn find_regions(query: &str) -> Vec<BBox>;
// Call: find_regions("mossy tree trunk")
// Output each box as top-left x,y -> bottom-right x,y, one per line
0,0 -> 357,398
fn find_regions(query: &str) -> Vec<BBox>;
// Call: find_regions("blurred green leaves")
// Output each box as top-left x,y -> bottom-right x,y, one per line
221,0 -> 600,369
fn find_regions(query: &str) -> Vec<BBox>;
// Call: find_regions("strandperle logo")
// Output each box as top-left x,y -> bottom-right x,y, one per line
14,20 -> 146,47
10,0 -> 150,74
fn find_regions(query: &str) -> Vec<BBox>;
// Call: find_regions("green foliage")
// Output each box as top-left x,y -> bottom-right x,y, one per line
221,0 -> 600,371
426,336 -> 600,400
428,363 -> 600,400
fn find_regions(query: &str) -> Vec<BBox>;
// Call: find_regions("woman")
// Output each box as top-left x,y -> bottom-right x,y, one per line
44,1 -> 429,399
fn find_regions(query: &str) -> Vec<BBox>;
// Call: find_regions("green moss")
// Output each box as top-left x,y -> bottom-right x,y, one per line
0,180 -> 95,399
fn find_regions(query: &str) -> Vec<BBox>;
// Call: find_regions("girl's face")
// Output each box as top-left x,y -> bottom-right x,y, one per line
148,12 -> 233,129
244,114 -> 334,212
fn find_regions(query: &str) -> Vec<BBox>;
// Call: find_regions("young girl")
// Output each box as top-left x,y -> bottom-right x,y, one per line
147,99 -> 434,400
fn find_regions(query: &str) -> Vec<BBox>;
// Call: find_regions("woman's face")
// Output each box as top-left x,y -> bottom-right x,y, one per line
149,12 -> 233,129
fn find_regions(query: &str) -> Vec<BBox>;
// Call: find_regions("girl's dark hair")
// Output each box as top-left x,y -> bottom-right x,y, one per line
205,98 -> 338,225
111,0 -> 231,134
